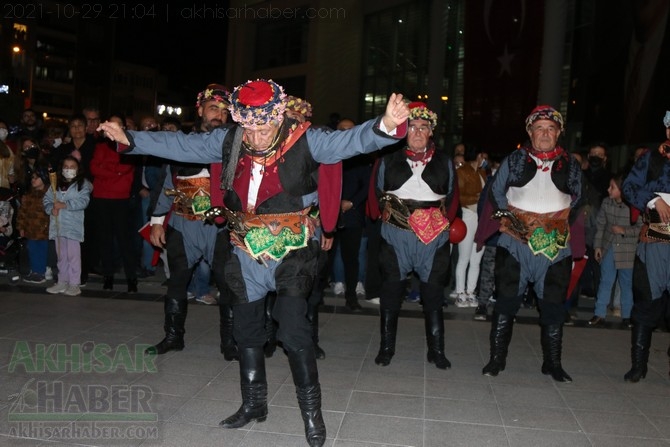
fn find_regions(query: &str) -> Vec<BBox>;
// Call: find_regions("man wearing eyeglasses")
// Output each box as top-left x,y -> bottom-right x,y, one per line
83,107 -> 101,139
369,102 -> 459,370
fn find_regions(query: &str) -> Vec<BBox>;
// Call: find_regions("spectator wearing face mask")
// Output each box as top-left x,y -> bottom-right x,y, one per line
43,156 -> 93,296
10,137 -> 48,197
579,143 -> 613,302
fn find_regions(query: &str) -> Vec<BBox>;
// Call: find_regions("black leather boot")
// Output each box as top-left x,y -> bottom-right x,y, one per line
263,292 -> 278,358
220,347 -> 268,428
306,303 -> 325,359
145,297 -> 187,355
375,309 -> 399,366
219,302 -> 238,361
667,344 -> 670,379
540,324 -> 573,382
482,313 -> 514,376
127,278 -> 138,293
287,347 -> 326,447
424,309 -> 451,369
103,276 -> 113,290
624,323 -> 653,383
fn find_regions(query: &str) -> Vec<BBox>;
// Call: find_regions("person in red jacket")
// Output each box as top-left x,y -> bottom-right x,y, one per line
89,114 -> 137,292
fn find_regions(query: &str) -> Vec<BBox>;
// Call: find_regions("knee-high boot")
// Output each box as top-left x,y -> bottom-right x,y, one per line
220,347 -> 268,428
219,302 -> 238,361
540,324 -> 572,383
306,303 -> 325,359
624,323 -> 653,383
145,297 -> 187,355
264,292 -> 278,358
287,347 -> 326,447
375,309 -> 399,366
482,313 -> 514,376
424,309 -> 451,369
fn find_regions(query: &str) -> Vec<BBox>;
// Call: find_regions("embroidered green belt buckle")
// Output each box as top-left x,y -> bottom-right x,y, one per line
528,227 -> 568,261
244,225 -> 309,261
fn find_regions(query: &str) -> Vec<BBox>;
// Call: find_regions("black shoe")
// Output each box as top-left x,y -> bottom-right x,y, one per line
621,318 -> 633,329
563,313 -> 575,326
136,268 -> 155,278
103,276 -> 113,290
127,278 -> 138,293
345,299 -> 363,311
314,344 -> 325,360
588,316 -> 605,327
145,337 -> 184,355
473,304 -> 488,321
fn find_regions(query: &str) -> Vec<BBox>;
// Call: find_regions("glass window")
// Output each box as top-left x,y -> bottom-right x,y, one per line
255,16 -> 309,69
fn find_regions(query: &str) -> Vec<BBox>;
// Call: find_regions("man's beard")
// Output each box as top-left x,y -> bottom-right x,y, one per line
203,119 -> 223,132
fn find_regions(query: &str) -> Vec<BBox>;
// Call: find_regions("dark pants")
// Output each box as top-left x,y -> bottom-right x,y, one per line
226,241 -> 319,351
364,218 -> 382,299
335,226 -> 364,300
92,197 -> 136,280
631,255 -> 670,328
164,226 -> 193,303
494,247 -> 571,325
80,204 -> 98,282
309,245 -> 330,307
378,235 -> 450,313
234,295 -> 312,351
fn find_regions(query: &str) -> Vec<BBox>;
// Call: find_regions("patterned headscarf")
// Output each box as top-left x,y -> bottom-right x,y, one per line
228,79 -> 287,129
408,102 -> 438,129
195,83 -> 230,109
525,105 -> 564,131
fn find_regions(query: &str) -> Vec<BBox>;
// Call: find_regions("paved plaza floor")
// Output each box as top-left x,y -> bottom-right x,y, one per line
0,273 -> 669,446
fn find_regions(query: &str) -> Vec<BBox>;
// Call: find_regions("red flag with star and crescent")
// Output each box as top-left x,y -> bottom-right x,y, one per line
463,0 -> 545,154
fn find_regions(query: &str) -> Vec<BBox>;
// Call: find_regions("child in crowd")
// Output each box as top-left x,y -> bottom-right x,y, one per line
16,167 -> 50,283
589,174 -> 641,328
43,156 -> 92,296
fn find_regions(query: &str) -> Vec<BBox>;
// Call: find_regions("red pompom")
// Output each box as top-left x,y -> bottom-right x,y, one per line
238,80 -> 274,106
408,101 -> 428,110
448,217 -> 467,244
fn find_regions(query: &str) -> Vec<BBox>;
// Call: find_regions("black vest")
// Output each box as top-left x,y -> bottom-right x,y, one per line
505,149 -> 577,196
221,123 -> 319,214
382,147 -> 452,195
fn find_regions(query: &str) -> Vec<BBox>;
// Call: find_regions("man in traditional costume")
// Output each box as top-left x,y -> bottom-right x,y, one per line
144,84 -> 238,360
621,110 -> 670,382
479,105 -> 582,383
369,102 -> 459,370
99,79 -> 409,447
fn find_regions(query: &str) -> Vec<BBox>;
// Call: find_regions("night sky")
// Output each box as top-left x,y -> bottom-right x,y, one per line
114,12 -> 229,100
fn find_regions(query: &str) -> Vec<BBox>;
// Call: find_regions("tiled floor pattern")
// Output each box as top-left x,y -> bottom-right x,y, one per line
0,275 -> 669,446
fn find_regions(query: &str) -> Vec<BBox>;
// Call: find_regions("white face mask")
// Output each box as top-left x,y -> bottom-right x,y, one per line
0,128 -> 8,141
62,168 -> 77,180
53,138 -> 62,148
